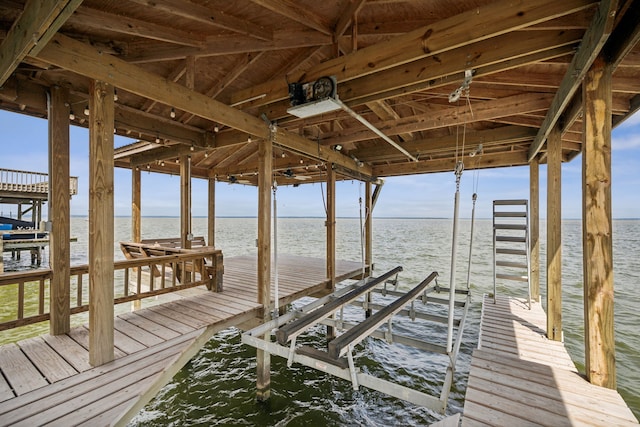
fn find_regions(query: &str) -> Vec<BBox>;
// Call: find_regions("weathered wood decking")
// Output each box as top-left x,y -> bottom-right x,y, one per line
0,255 -> 363,426
462,295 -> 638,426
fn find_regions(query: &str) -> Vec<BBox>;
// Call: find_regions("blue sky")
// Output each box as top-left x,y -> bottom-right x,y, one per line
1,109 -> 639,219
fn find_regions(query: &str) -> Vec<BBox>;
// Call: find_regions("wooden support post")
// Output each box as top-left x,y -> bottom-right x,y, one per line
582,56 -> 615,389
208,177 -> 215,247
546,126 -> 562,341
530,156 -> 540,303
88,80 -> 115,366
326,163 -> 337,338
365,181 -> 373,317
132,167 -> 141,242
326,164 -> 336,289
365,181 -> 373,271
48,85 -> 71,335
256,137 -> 272,401
180,155 -> 191,250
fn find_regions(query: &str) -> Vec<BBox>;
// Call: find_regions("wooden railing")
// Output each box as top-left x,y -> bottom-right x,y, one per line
0,168 -> 78,196
0,248 -> 223,331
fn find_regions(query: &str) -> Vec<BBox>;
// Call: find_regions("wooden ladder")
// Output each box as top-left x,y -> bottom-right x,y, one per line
493,200 -> 531,309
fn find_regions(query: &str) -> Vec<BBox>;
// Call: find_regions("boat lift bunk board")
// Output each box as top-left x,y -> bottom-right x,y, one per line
242,266 -> 471,413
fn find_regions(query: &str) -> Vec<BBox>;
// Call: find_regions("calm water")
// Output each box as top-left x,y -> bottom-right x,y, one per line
1,217 -> 638,424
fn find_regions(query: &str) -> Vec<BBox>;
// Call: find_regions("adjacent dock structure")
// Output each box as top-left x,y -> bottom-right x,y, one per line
461,295 -> 638,426
0,255 -> 363,426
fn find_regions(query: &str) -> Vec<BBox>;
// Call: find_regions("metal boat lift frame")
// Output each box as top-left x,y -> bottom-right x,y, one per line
242,266 -> 471,413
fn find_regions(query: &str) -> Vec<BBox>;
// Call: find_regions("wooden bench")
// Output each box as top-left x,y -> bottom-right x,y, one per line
120,239 -> 223,292
140,236 -> 207,248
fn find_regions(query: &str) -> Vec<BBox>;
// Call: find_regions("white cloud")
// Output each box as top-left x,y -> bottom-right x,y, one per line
612,132 -> 640,151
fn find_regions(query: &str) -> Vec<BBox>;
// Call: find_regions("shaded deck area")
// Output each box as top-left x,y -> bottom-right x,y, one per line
462,295 -> 638,426
0,255 -> 363,426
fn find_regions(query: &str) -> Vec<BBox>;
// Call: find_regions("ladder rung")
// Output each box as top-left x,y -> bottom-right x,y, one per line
496,248 -> 527,255
494,212 -> 527,218
494,200 -> 527,206
494,224 -> 527,230
496,273 -> 529,282
496,261 -> 528,268
496,236 -> 526,243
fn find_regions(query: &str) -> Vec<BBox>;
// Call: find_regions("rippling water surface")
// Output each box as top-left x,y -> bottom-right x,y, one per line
2,217 -> 638,424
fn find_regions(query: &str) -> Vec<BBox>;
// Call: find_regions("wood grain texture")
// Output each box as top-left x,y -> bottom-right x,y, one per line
546,126 -> 562,341
88,80 -> 115,366
582,56 -> 615,389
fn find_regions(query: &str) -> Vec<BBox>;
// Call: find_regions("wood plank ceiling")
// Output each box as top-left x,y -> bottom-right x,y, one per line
0,0 -> 639,185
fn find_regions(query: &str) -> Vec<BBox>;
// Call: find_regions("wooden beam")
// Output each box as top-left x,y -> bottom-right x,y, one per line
326,93 -> 553,146
249,0 -> 332,35
125,31 -> 331,63
132,167 -> 141,242
353,126 -> 536,162
582,56 -> 615,389
88,80 -> 115,366
528,0 -> 618,161
231,0 -> 595,107
35,34 -> 369,176
180,155 -> 192,250
529,156 -> 540,303
127,0 -> 272,41
0,0 -> 82,85
546,126 -> 562,342
337,28 -> 579,103
48,85 -> 70,335
256,136 -> 272,401
372,151 -> 527,177
334,0 -> 367,38
603,0 -> 640,69
69,7 -> 205,47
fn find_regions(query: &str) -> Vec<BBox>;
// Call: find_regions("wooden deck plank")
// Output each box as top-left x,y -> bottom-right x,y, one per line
41,334 -> 92,373
0,255 -> 364,426
0,369 -> 14,403
0,329 -> 204,424
17,337 -> 78,383
21,357 -> 176,426
118,311 -> 181,340
462,296 -> 638,426
114,317 -> 165,347
133,308 -> 196,334
67,326 -> 128,359
0,344 -> 47,396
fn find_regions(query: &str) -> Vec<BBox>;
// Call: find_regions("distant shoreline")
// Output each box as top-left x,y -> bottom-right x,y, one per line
65,215 -> 640,220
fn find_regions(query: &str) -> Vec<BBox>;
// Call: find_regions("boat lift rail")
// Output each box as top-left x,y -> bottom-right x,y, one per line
242,266 -> 471,413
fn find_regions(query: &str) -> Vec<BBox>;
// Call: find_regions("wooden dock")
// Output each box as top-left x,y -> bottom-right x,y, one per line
462,295 -> 638,426
0,255 -> 363,426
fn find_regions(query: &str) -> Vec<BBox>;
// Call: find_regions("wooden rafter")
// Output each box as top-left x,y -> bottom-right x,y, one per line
372,150 -> 528,176
35,33 -> 372,176
603,0 -> 640,69
325,92 -> 554,146
528,0 -> 618,161
353,126 -> 537,162
125,31 -> 332,63
249,0 -> 332,35
230,0 -> 595,107
69,7 -> 205,47
333,0 -> 367,38
0,0 -> 82,86
127,0 -> 272,41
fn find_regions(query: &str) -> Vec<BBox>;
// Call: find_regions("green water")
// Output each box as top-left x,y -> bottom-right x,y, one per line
1,217 -> 638,425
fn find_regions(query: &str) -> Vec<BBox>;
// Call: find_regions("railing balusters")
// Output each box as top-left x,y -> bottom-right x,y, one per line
0,249 -> 220,331
39,278 -> 45,314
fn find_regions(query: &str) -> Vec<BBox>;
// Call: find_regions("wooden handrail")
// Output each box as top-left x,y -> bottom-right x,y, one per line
0,248 -> 223,331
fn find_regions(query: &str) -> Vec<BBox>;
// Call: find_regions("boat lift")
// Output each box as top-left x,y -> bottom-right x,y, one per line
242,266 -> 471,413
